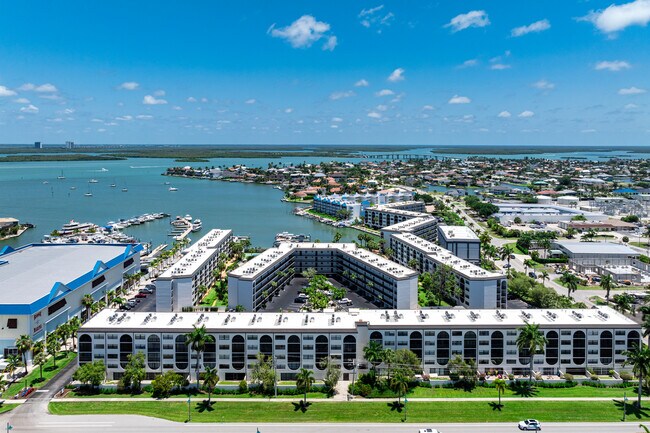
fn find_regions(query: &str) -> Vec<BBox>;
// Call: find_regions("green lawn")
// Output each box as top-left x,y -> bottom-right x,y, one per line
630,242 -> 650,249
503,242 -> 528,255
49,400 -> 650,423
0,404 -> 15,414
407,384 -> 637,399
2,351 -> 77,398
306,209 -> 339,221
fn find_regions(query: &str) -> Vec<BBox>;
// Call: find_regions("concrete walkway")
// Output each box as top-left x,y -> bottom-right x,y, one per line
53,396 -> 625,403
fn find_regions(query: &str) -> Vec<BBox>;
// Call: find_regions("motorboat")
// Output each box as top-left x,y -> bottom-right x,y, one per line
191,219 -> 203,232
84,192 -> 93,197
122,187 -> 128,192
89,179 -> 99,183
169,187 -> 178,192
57,171 -> 66,180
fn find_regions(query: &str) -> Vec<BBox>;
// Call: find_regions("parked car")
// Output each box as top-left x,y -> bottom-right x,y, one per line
135,292 -> 147,298
622,280 -> 632,286
528,272 -> 537,279
126,300 -> 137,307
518,419 -> 541,431
139,287 -> 153,294
120,304 -> 132,311
338,298 -> 353,305
294,297 -> 307,303
145,283 -> 156,290
418,429 -> 440,433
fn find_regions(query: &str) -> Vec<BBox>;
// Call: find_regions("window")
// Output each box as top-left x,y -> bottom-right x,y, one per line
573,331 -> 586,366
79,334 -> 92,364
463,331 -> 477,362
600,331 -> 613,365
175,335 -> 189,370
119,335 -> 133,369
437,331 -> 450,365
315,335 -> 329,370
123,258 -> 134,268
260,335 -> 273,358
343,335 -> 356,370
491,331 -> 503,365
48,298 -> 67,315
92,275 -> 106,288
147,335 -> 161,370
6,318 -> 17,329
287,335 -> 301,371
628,331 -> 641,352
545,331 -> 559,366
204,336 -> 216,368
370,331 -> 383,346
232,335 -> 245,370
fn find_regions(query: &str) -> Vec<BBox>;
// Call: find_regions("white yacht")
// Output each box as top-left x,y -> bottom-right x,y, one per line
61,220 -> 94,234
191,219 -> 203,232
169,186 -> 178,192
89,179 -> 99,183
57,171 -> 66,180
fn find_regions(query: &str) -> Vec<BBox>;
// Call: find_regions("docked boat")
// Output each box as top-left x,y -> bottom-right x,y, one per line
61,220 -> 94,234
184,214 -> 192,221
273,232 -> 311,246
191,219 -> 203,232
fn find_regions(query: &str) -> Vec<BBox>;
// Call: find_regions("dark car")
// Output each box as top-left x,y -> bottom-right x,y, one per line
294,297 -> 307,303
528,272 -> 537,278
135,293 -> 147,299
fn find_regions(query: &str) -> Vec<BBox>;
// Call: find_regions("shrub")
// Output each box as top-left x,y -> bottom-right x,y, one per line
590,375 -> 600,381
608,370 -> 616,377
620,371 -> 634,382
563,373 -> 574,382
238,379 -> 248,394
508,374 -> 515,381
349,382 -> 372,397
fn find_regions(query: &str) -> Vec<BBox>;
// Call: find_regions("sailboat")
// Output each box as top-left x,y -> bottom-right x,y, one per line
84,186 -> 93,197
57,170 -> 66,180
110,178 -> 117,188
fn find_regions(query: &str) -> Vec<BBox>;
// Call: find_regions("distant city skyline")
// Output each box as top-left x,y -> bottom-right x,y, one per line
0,0 -> 649,145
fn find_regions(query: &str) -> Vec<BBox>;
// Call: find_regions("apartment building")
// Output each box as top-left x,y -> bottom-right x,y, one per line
312,191 -> 416,219
388,233 -> 507,309
228,242 -> 418,311
437,225 -> 481,264
79,306 -> 639,381
156,229 -> 233,312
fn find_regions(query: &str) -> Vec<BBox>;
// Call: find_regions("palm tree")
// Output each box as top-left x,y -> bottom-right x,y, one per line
494,378 -> 507,408
5,354 -> 22,379
560,272 -> 579,299
57,323 -> 70,352
390,372 -> 410,405
68,317 -> 81,349
363,341 -> 385,373
47,333 -> 59,368
33,352 -> 48,379
623,344 -> 650,408
643,316 -> 650,346
540,270 -> 549,285
202,366 -> 219,404
15,334 -> 33,375
81,294 -> 94,320
499,245 -> 514,275
295,368 -> 315,404
185,324 -> 211,388
516,323 -> 548,382
599,274 -> 615,300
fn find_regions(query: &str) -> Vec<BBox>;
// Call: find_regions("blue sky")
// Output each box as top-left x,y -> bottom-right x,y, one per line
1,0 -> 649,146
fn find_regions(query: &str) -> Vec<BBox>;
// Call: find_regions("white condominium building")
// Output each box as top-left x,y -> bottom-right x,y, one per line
156,229 -> 233,312
437,225 -> 481,264
228,242 -> 419,311
380,216 -> 439,243
79,306 -> 639,381
388,233 -> 507,309
312,191 -> 416,219
364,201 -> 428,230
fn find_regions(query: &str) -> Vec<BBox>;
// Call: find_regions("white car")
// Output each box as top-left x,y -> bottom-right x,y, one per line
418,429 -> 440,433
338,298 -> 352,305
518,419 -> 541,431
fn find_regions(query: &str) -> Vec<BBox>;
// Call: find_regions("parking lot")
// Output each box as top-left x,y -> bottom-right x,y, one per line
262,277 -> 377,312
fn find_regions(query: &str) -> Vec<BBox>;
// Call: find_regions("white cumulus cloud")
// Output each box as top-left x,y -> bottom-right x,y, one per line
34,83 -> 57,93
329,90 -> 355,100
581,0 -> 650,34
518,110 -> 535,118
143,95 -> 168,105
511,19 -> 551,37
618,86 -> 646,95
136,115 -> 153,120
269,15 -> 336,50
498,111 -> 512,118
13,98 -> 30,103
533,79 -> 555,90
375,89 -> 395,97
458,59 -> 479,68
387,68 -> 405,82
354,79 -> 369,87
595,60 -> 631,71
367,111 -> 382,119
245,99 -> 257,104
448,95 -> 471,104
20,104 -> 39,114
118,82 -> 139,90
0,85 -> 17,97
445,10 -> 490,32
490,64 -> 511,70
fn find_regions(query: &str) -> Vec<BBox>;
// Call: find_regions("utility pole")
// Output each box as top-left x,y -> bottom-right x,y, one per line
623,391 -> 628,422
274,357 -> 278,398
187,395 -> 191,422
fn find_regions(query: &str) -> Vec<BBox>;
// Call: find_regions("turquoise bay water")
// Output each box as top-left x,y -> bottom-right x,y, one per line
1,147 -> 649,250
0,157 -> 360,249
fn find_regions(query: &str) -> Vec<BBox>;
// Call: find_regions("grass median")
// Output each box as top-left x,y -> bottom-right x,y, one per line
3,351 -> 77,398
49,400 -> 650,423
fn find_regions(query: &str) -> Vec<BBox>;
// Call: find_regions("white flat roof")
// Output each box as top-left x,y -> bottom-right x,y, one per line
159,229 -> 232,279
383,217 -> 437,233
391,233 -> 503,280
0,244 -> 133,305
228,242 -> 417,281
438,225 -> 479,242
82,306 -> 636,332
553,241 -> 638,256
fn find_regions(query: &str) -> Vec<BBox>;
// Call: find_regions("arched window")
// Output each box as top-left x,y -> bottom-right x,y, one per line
232,335 -> 245,370
147,335 -> 161,370
288,335 -> 301,370
572,331 -> 586,365
600,331 -> 613,365
437,331 -> 450,365
518,345 -> 530,366
343,335 -> 356,370
490,331 -> 503,365
260,335 -> 273,358
79,334 -> 92,364
119,334 -> 133,369
203,335 -> 216,368
628,330 -> 641,351
370,331 -> 383,346
545,331 -> 558,365
315,335 -> 329,370
175,335 -> 188,370
409,331 -> 423,360
463,331 -> 477,362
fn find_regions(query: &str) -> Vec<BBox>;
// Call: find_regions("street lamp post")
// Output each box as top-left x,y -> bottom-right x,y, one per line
187,395 -> 191,422
623,391 -> 628,422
